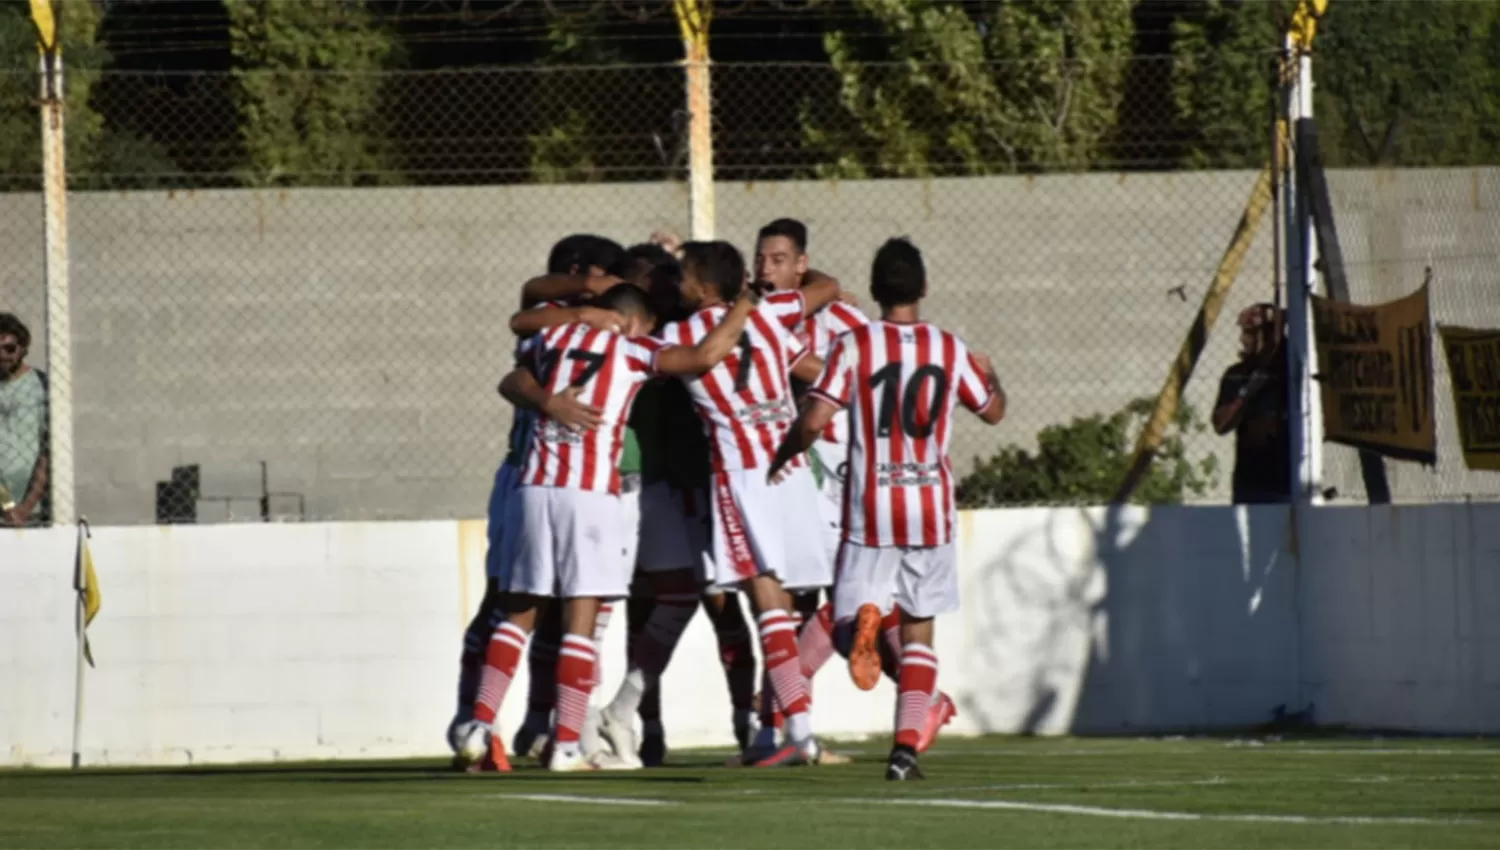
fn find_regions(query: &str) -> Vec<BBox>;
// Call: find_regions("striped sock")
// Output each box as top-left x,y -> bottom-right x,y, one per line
758,610 -> 811,727
895,643 -> 938,751
798,603 -> 837,681
474,622 -> 530,725
554,634 -> 598,745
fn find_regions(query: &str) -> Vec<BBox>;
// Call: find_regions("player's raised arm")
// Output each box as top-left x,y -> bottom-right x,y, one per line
791,352 -> 825,384
519,272 -> 620,309
798,269 -> 844,315
964,350 -> 1007,425
769,334 -> 853,480
768,395 -> 838,482
652,291 -> 759,376
510,304 -> 625,338
498,367 -> 604,433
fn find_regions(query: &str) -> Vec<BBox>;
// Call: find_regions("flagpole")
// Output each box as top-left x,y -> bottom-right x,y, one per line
71,519 -> 87,770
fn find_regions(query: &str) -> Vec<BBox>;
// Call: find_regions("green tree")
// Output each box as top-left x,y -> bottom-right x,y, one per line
528,12 -> 617,184
1170,0 -> 1287,169
955,397 -> 1218,507
225,0 -> 400,187
1314,0 -> 1500,167
803,0 -> 1136,178
1170,0 -> 1500,169
0,0 -> 173,190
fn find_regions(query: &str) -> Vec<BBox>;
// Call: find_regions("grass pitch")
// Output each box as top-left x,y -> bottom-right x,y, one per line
2,736 -> 1497,848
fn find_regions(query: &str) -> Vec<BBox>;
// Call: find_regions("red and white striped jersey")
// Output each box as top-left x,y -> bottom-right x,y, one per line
519,323 -> 667,494
793,300 -> 869,446
661,299 -> 809,472
810,320 -> 995,547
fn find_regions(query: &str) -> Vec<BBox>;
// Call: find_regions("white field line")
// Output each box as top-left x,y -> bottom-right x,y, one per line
913,777 -> 1231,794
904,746 -> 1500,758
494,793 -> 676,807
842,797 -> 1479,826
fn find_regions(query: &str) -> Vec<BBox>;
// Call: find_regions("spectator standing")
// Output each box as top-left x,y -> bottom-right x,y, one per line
1212,303 -> 1291,504
0,313 -> 48,526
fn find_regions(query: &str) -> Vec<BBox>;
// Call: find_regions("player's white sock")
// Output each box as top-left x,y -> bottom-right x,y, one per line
608,594 -> 696,718
785,711 -> 813,745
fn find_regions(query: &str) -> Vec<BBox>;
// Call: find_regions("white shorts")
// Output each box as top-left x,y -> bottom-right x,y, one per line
807,443 -> 846,564
484,460 -> 523,579
833,540 -> 959,622
635,480 -> 712,577
504,486 -> 634,599
710,465 -> 832,592
621,479 -> 641,577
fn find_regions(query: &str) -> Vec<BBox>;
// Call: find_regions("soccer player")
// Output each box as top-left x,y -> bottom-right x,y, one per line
459,281 -> 758,772
768,237 -> 1006,780
448,235 -> 626,760
646,240 -> 838,767
752,218 -> 867,744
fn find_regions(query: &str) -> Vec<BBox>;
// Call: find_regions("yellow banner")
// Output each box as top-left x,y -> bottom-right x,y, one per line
1437,325 -> 1500,471
1311,284 -> 1435,464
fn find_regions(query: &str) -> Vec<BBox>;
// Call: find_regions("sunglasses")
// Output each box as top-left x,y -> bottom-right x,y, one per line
0,343 -> 19,355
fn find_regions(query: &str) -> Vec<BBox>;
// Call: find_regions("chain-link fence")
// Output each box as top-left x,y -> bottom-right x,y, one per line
2,15 -> 1497,526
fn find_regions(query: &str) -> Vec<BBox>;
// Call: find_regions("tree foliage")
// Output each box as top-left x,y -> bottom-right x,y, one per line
1172,0 -> 1500,169
225,0 -> 400,187
955,397 -> 1218,508
528,11 -> 618,184
803,0 -> 1136,178
0,0 -> 173,190
1314,0 -> 1500,167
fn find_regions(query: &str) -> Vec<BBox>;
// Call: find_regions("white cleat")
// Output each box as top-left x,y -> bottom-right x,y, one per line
455,721 -> 489,769
548,748 -> 598,773
597,708 -> 641,766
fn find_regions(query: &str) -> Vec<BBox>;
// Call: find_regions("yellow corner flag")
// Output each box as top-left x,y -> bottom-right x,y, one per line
73,520 -> 101,667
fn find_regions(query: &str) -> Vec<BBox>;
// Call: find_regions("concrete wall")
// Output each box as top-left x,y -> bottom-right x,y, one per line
4,503 -> 1496,767
1,169 -> 1497,524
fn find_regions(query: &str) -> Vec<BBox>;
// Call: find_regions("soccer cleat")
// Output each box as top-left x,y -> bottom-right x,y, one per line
728,725 -> 782,767
512,721 -> 551,762
597,708 -> 641,768
753,737 -> 821,768
548,747 -> 600,773
848,604 -> 883,691
454,722 -> 489,769
640,732 -> 668,767
816,743 -> 853,766
886,745 -> 923,781
481,733 -> 514,773
916,692 -> 957,754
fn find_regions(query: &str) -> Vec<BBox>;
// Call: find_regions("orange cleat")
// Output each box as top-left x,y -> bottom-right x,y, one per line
847,604 -> 883,691
467,734 -> 513,773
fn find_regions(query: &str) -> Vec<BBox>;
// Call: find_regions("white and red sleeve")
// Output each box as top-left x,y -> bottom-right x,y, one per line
809,333 -> 854,409
625,336 -> 668,376
763,290 -> 806,332
954,340 -> 995,413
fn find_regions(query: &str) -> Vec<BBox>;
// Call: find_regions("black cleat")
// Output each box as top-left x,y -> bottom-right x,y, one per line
885,745 -> 924,781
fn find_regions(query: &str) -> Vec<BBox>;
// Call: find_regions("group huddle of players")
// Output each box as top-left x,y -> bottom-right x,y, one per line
447,219 -> 1006,780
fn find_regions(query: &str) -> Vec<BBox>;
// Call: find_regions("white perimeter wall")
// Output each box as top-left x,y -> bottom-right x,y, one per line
2,504 -> 1497,767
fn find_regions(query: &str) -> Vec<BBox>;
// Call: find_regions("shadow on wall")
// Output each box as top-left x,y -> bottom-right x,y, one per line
956,504 -> 1300,735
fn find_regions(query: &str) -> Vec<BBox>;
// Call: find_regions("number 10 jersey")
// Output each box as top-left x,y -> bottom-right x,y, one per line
809,320 -> 995,548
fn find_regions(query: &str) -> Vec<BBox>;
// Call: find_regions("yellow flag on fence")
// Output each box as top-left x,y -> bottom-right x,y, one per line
73,520 -> 101,667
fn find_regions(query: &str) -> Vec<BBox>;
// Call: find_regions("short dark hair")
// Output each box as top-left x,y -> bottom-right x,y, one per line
611,242 -> 677,281
597,283 -> 654,320
547,234 -> 625,275
643,259 -> 685,321
681,240 -> 746,302
870,237 -> 925,309
757,218 -> 807,253
0,313 -> 30,349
